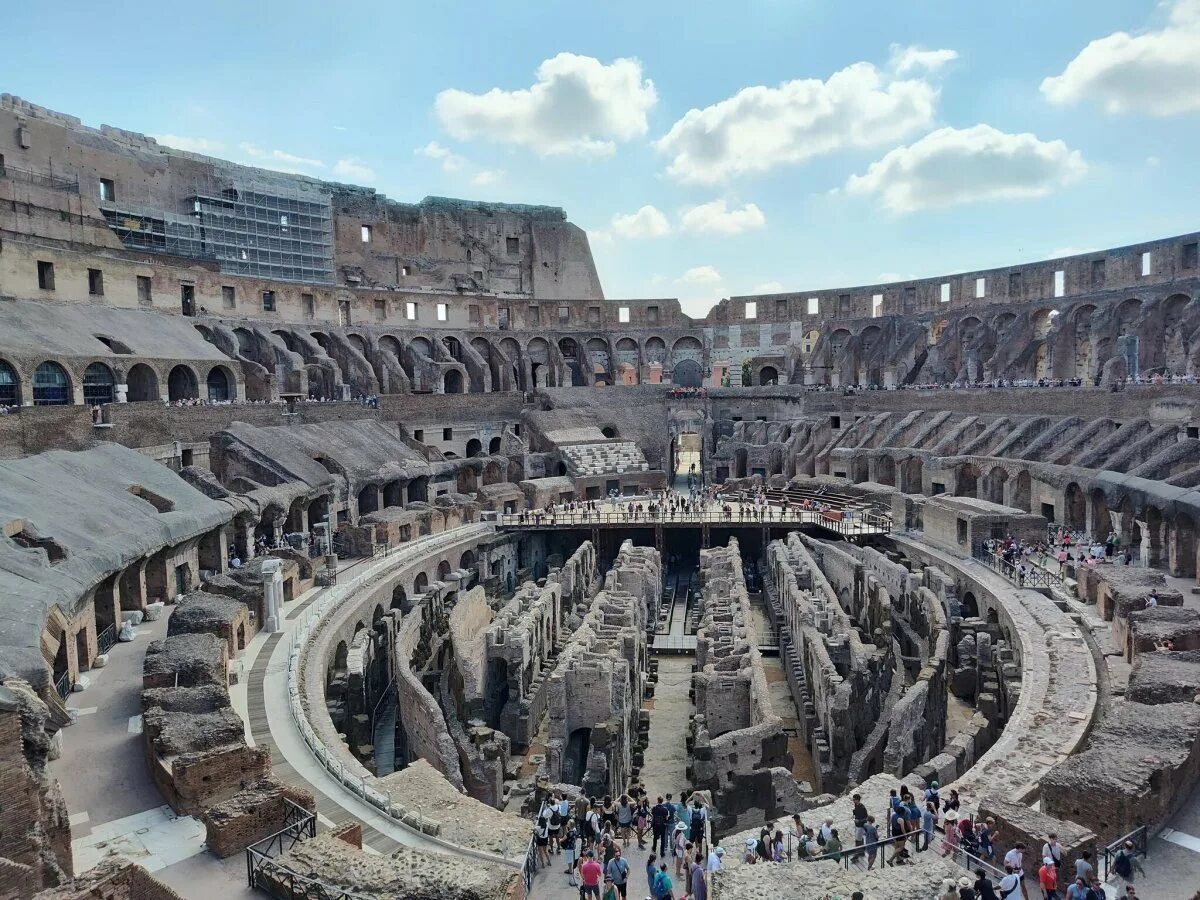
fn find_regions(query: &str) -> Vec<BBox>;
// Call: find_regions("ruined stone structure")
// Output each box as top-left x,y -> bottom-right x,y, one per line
1,93 -> 1200,898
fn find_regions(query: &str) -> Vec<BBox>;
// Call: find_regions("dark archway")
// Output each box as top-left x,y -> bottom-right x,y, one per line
489,436 -> 502,454
126,363 -> 159,402
0,359 -> 20,406
437,559 -> 452,580
758,365 -> 779,386
206,366 -> 232,402
1064,482 -> 1086,531
673,358 -> 703,388
408,476 -> 428,503
466,438 -> 482,457
563,727 -> 592,785
414,572 -> 429,593
444,369 -> 464,394
167,365 -> 199,402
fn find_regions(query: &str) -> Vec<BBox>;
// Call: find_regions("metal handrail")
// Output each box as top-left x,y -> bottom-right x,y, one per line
498,507 -> 890,534
54,670 -> 72,701
973,545 -> 1063,588
0,163 -> 79,192
1100,824 -> 1148,881
96,623 -> 117,656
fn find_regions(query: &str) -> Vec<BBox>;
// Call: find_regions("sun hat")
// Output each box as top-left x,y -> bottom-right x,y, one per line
1044,857 -> 1054,866
945,809 -> 960,822
675,822 -> 687,832
715,847 -> 725,857
959,876 -> 973,888
746,838 -> 756,848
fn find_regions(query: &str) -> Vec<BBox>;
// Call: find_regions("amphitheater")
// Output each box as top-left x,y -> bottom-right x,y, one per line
1,92 -> 1200,900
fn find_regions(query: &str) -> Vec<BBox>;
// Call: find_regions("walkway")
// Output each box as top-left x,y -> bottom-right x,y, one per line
640,656 -> 694,800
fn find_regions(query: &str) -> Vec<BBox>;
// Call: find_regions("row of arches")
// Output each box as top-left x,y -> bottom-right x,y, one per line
0,357 -> 237,407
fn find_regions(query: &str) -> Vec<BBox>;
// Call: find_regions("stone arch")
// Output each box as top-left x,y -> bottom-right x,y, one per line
482,461 -> 501,485
82,361 -> 117,406
956,463 -> 980,498
443,369 -> 464,394
1116,298 -> 1143,336
876,455 -> 896,487
644,336 -> 667,364
414,571 -> 429,593
960,591 -> 979,619
206,365 -> 234,402
489,436 -> 502,454
358,484 -> 379,515
0,358 -> 21,406
983,466 -> 1008,505
32,360 -> 72,405
437,559 -> 452,581
758,365 -> 779,386
126,363 -> 159,403
1171,511 -> 1197,579
734,448 -> 748,479
900,457 -> 923,494
167,364 -> 199,402
459,549 -> 475,571
1011,470 -> 1032,512
379,335 -> 403,361
802,330 -> 821,354
527,337 -> 553,388
466,438 -> 482,457
673,359 -> 703,388
1070,305 -> 1096,380
670,336 -> 703,371
391,584 -> 407,611
1031,309 -> 1054,341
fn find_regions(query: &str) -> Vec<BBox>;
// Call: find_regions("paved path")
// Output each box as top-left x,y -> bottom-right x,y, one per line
640,656 -> 694,800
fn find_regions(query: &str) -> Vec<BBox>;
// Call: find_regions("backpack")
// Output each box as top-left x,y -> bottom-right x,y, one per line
587,811 -> 601,835
550,809 -> 562,828
1113,850 -> 1132,878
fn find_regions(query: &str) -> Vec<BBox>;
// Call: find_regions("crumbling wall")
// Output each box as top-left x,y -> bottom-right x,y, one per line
30,856 -> 186,900
542,541 -> 655,798
691,539 -> 798,831
202,778 -> 316,858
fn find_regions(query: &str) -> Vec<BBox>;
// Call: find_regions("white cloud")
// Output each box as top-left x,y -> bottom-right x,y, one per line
654,61 -> 939,184
609,205 -> 672,239
680,199 -> 766,235
1040,0 -> 1200,115
150,134 -> 225,154
677,265 -> 722,285
1147,155 -> 1161,166
415,141 -> 466,173
435,53 -> 658,157
845,124 -> 1087,214
889,44 -> 959,74
239,143 -> 324,172
753,281 -> 785,293
332,158 -> 375,182
470,169 -> 504,187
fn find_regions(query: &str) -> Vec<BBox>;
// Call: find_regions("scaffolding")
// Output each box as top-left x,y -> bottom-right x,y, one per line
94,169 -> 335,284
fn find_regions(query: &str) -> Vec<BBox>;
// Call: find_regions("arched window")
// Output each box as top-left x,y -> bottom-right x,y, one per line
0,360 -> 20,406
32,362 -> 71,405
82,362 -> 116,405
126,364 -> 159,402
206,367 -> 231,402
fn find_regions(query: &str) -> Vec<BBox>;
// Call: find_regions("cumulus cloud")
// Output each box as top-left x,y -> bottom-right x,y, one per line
889,44 -> 959,74
239,143 -> 324,171
677,265 -> 722,285
844,124 -> 1087,214
150,134 -> 225,154
609,205 -> 672,239
1040,0 -> 1200,115
753,281 -> 785,294
415,141 -> 466,173
435,53 -> 657,157
679,199 -> 766,235
470,169 -> 504,187
332,158 -> 375,182
654,61 -> 938,184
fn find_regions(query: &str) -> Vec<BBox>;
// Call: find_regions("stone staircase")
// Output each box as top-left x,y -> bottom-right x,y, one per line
561,441 -> 650,477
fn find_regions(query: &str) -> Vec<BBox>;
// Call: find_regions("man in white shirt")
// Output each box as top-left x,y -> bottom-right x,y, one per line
706,846 -> 724,872
1003,841 -> 1027,876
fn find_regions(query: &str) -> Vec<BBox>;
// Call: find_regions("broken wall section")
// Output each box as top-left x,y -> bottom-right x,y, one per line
542,541 -> 656,799
691,539 -> 798,832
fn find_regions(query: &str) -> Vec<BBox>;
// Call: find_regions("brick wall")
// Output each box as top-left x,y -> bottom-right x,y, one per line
30,857 -> 185,900
0,707 -> 46,880
0,406 -> 94,458
202,779 -> 315,858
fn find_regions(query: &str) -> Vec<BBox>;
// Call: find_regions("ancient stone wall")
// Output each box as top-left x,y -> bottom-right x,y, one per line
201,778 -> 315,858
542,541 -> 655,798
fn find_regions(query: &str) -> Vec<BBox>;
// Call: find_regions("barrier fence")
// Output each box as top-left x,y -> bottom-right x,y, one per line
498,507 -> 891,536
972,545 -> 1063,588
1100,824 -> 1148,882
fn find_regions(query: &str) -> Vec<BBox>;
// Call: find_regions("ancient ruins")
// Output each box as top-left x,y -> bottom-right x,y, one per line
0,91 -> 1199,900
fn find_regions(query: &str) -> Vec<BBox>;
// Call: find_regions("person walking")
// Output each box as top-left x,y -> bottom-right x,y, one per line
651,796 -> 670,859
562,821 -> 580,885
1038,856 -> 1060,900
1111,840 -> 1144,889
605,846 -> 629,899
578,850 -> 603,898
689,851 -> 708,900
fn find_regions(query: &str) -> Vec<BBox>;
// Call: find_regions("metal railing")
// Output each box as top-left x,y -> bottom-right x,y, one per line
522,837 -> 538,892
973,545 -> 1063,588
54,670 -> 72,701
1100,824 -> 1148,881
498,507 -> 890,535
783,827 -> 1005,879
0,163 -> 79,192
96,623 -> 117,656
247,852 -> 372,900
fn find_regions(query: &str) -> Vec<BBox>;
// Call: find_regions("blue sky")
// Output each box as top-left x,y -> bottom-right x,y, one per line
5,0 -> 1200,316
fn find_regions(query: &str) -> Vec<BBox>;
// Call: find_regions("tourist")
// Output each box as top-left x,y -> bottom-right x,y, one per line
958,875 -> 978,900
651,796 -> 670,857
998,865 -> 1023,900
1111,840 -> 1144,888
706,845 -> 724,873
852,792 -> 868,844
975,868 -> 999,900
1004,841 -> 1027,878
578,850 -> 603,898
586,800 -> 603,848
601,874 -> 618,900
562,821 -> 579,885
1042,832 -> 1063,873
1065,876 -> 1088,900
743,837 -> 758,864
673,822 -> 688,877
977,818 -> 996,861
534,810 -> 551,869
689,851 -> 707,900
862,815 -> 880,869
772,829 -> 785,863
823,827 -> 843,862
1038,856 -> 1059,900
921,801 -> 936,851
652,862 -> 674,900
605,846 -> 629,898
616,794 -> 634,840
942,809 -> 961,859
1074,851 -> 1094,884
688,795 -> 707,850
634,796 -> 650,849
940,878 -> 960,900
645,854 -> 658,896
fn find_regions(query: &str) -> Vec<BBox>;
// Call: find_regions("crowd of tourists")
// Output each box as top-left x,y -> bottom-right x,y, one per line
982,529 -> 1138,585
531,778 -> 1149,899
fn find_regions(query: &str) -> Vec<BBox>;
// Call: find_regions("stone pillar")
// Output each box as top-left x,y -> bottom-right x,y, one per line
262,558 -> 284,633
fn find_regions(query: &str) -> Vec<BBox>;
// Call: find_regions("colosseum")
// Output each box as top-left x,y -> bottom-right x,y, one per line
0,90 -> 1199,900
